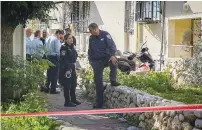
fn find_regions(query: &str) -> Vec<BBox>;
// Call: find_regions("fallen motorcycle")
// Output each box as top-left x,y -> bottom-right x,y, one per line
116,45 -> 155,74
116,51 -> 136,74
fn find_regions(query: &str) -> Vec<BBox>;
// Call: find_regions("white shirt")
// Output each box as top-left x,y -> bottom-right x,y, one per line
31,37 -> 44,57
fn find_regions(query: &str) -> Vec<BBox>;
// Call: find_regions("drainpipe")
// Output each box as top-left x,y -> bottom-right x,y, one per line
201,18 -> 202,43
160,1 -> 166,71
136,23 -> 139,52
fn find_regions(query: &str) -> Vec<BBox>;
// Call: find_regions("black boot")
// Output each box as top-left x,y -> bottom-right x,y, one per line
111,81 -> 121,86
93,104 -> 103,109
44,87 -> 50,93
64,102 -> 76,107
72,100 -> 81,105
50,91 -> 60,94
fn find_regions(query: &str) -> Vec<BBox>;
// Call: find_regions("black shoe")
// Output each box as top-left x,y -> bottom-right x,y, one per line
72,100 -> 81,105
40,85 -> 47,92
44,87 -> 49,93
64,102 -> 76,107
93,104 -> 103,109
111,81 -> 121,86
50,91 -> 60,94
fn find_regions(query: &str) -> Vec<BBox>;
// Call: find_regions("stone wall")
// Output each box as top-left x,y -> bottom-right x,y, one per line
82,82 -> 202,130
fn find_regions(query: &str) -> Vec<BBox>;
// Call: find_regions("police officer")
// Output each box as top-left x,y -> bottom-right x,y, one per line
88,23 -> 121,109
59,33 -> 81,107
65,28 -> 76,46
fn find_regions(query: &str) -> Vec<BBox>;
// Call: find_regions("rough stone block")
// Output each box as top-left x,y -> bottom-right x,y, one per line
194,111 -> 202,118
139,121 -> 147,129
172,115 -> 182,130
192,128 -> 202,130
179,114 -> 185,121
170,111 -> 177,118
195,119 -> 202,129
182,122 -> 193,130
183,111 -> 197,121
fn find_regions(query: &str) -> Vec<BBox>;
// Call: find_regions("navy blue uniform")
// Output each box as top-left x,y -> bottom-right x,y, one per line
59,43 -> 78,104
88,30 -> 118,107
88,30 -> 117,62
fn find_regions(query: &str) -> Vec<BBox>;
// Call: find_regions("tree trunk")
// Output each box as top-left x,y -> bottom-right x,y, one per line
1,24 -> 15,56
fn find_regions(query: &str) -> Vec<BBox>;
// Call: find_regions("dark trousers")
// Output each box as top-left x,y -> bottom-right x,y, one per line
61,65 -> 77,103
26,54 -> 32,62
91,57 -> 117,107
46,55 -> 59,92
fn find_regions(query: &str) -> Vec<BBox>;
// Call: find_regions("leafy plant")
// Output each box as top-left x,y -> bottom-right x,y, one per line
108,114 -> 120,119
81,66 -> 202,104
78,66 -> 95,96
1,93 -> 60,130
1,55 -> 52,103
177,44 -> 202,86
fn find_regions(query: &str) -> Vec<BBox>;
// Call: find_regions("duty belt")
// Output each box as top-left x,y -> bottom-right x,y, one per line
65,63 -> 76,78
67,63 -> 76,65
65,69 -> 72,78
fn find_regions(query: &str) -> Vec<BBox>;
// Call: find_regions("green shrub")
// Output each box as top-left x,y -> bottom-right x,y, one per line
1,93 -> 60,130
1,55 -> 52,103
82,67 -> 202,104
78,67 -> 95,96
103,68 -> 174,92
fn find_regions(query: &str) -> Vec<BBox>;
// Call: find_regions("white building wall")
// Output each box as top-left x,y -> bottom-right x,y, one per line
90,1 -> 125,51
89,1 -> 104,26
166,1 -> 202,18
140,23 -> 163,59
48,3 -> 64,31
13,25 -> 25,59
128,24 -> 137,53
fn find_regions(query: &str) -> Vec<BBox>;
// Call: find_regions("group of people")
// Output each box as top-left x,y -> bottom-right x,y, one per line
25,23 -> 121,109
25,28 -> 47,61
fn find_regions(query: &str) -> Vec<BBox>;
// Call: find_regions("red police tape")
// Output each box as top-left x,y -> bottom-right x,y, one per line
1,104 -> 202,117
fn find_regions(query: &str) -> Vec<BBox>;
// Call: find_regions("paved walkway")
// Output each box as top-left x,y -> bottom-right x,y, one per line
39,88 -> 140,130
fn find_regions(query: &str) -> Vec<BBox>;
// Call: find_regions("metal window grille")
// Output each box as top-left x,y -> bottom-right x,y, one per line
62,1 -> 72,29
124,1 -> 135,32
72,1 -> 80,35
82,1 -> 90,33
71,1 -> 90,35
78,1 -> 90,33
135,1 -> 161,22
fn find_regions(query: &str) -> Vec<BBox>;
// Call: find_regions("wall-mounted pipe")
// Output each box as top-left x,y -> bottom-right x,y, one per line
160,1 -> 166,71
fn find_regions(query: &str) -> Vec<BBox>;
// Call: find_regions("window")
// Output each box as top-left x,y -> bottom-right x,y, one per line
124,1 -> 135,32
71,1 -> 80,35
72,1 -> 79,22
82,1 -> 90,33
71,1 -> 90,34
135,1 -> 161,22
168,18 -> 201,58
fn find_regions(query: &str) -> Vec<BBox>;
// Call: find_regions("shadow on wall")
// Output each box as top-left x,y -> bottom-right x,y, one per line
89,1 -> 104,26
137,23 -> 164,59
165,1 -> 193,18
143,23 -> 162,42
